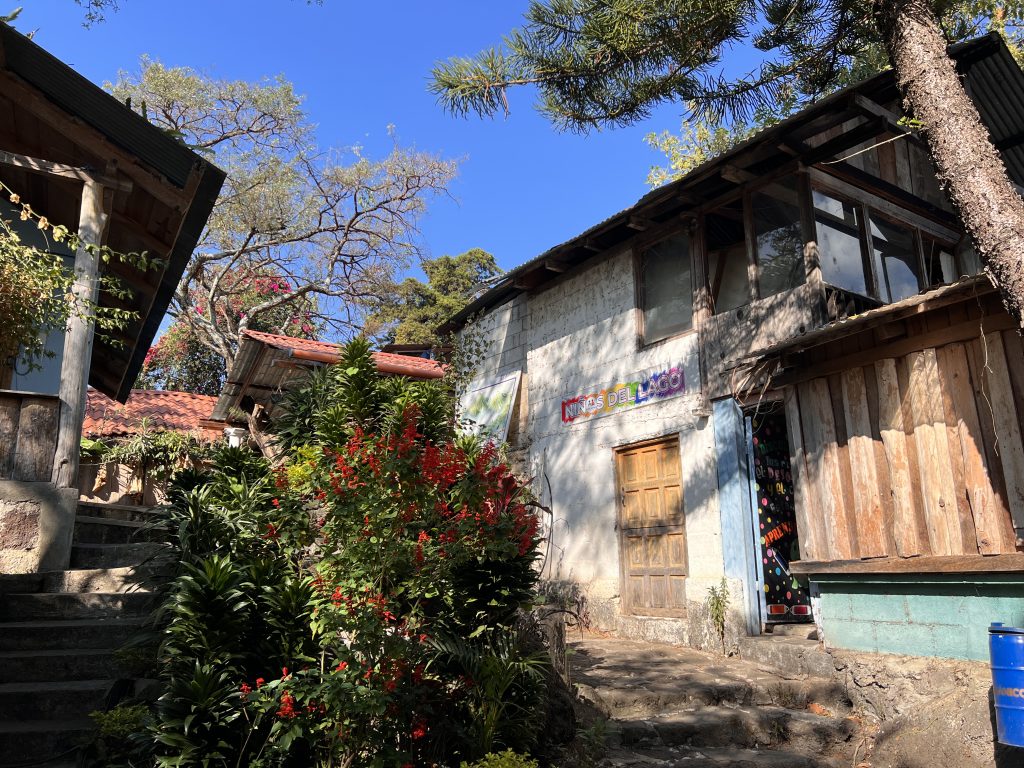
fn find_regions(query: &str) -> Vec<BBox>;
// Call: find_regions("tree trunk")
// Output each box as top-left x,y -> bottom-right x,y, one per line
875,0 -> 1024,329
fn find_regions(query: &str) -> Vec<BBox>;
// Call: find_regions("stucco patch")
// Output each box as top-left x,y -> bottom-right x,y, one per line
0,500 -> 40,550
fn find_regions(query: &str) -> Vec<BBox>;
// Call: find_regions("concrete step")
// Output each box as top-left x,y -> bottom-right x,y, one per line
77,500 -> 162,522
0,591 -> 159,621
599,744 -> 841,767
577,671 -> 846,722
0,565 -> 168,595
0,617 -> 145,652
0,648 -> 123,684
616,704 -> 854,751
0,679 -> 112,721
737,635 -> 837,680
70,541 -> 172,569
765,623 -> 818,640
74,514 -> 164,545
0,718 -> 94,765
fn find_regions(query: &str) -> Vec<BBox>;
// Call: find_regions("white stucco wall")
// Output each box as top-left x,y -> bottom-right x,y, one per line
461,247 -> 730,642
525,248 -> 723,619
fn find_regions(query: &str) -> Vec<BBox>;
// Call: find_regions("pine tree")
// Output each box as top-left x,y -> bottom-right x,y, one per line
431,1 -> 1024,327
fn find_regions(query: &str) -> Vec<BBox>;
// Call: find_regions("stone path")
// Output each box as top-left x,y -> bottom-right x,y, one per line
568,634 -> 873,767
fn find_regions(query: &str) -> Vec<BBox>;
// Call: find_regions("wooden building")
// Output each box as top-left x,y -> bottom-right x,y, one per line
0,23 -> 223,573
443,33 -> 1024,660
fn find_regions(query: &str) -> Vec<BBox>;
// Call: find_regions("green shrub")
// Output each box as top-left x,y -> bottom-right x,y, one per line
148,338 -> 549,768
460,750 -> 539,768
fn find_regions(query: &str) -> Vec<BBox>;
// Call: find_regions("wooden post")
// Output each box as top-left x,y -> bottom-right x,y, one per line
51,180 -> 107,489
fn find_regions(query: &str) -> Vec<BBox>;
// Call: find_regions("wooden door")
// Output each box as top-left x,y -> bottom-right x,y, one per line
616,437 -> 687,616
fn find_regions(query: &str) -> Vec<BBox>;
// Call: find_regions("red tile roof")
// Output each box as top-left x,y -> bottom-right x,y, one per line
84,388 -> 222,440
241,330 -> 444,378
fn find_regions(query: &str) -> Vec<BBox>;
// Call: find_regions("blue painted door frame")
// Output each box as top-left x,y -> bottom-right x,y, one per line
712,398 -> 764,635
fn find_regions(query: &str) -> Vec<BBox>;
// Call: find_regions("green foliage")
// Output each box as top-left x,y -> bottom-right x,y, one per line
110,59 -> 456,373
460,750 -> 540,768
101,422 -> 212,482
431,0 -> 1024,132
88,704 -> 153,767
145,339 -> 550,767
705,578 -> 730,653
0,186 -> 148,376
364,248 -> 502,345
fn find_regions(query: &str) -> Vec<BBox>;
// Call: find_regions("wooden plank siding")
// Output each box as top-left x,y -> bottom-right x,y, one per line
0,392 -> 60,482
787,327 -> 1024,563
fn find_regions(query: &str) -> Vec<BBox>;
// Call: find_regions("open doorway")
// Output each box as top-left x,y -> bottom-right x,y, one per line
744,406 -> 812,626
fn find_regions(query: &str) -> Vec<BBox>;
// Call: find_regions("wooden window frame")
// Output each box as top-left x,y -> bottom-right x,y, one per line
810,174 -> 963,305
634,223 -> 699,350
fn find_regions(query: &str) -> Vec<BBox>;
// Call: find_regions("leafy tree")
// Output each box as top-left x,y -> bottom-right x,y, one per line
137,266 -> 319,394
364,248 -> 502,346
111,59 -> 456,372
431,1 -> 1024,328
0,183 -> 140,384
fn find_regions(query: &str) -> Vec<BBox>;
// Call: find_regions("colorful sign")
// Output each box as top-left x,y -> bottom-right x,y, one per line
459,374 -> 520,441
561,364 -> 686,425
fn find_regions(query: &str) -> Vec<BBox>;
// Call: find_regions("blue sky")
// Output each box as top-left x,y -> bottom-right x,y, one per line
19,2 -> 709,273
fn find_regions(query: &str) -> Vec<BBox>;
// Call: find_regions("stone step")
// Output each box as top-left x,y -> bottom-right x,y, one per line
0,679 -> 112,721
77,500 -> 162,522
737,635 -> 837,680
616,704 -> 855,752
599,744 -> 841,767
0,718 -> 95,765
0,565 -> 168,595
577,672 -> 846,722
70,541 -> 172,569
0,591 -> 159,621
0,648 -> 123,684
74,514 -> 164,545
0,617 -> 145,652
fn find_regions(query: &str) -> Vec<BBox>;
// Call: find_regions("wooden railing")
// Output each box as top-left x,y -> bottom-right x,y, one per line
0,390 -> 61,482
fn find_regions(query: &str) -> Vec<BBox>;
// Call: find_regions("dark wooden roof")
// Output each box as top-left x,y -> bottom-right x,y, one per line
0,23 -> 224,402
439,34 -> 1024,335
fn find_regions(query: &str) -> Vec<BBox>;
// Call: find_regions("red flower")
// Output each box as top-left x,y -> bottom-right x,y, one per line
411,718 -> 427,740
255,677 -> 265,687
263,523 -> 279,540
335,661 -> 348,672
277,691 -> 298,719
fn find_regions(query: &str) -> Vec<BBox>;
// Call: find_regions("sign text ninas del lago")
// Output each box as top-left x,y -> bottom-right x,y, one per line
561,364 -> 686,425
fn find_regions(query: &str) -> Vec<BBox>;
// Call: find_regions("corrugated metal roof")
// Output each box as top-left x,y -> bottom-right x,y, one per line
441,34 -> 1023,334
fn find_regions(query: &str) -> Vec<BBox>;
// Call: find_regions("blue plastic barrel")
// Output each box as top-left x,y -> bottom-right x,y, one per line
990,623 -> 1024,747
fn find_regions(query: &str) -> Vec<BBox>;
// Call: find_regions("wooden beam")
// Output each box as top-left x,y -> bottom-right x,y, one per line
627,215 -> 652,231
0,71 -> 189,211
0,149 -> 132,192
543,259 -> 570,273
792,553 -> 1024,575
774,313 -> 1017,387
721,164 -> 758,184
52,179 -> 107,489
850,95 -> 927,148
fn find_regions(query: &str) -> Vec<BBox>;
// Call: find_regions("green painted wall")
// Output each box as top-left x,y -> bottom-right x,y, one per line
814,574 -> 1024,661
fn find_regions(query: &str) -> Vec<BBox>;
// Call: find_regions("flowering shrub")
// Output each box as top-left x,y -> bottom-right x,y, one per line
150,340 -> 548,767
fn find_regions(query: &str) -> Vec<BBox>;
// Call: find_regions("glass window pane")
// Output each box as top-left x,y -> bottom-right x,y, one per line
753,177 -> 805,297
813,190 -> 868,297
706,200 -> 749,313
642,232 -> 692,342
957,241 -> 982,277
869,214 -> 920,302
923,236 -> 956,286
